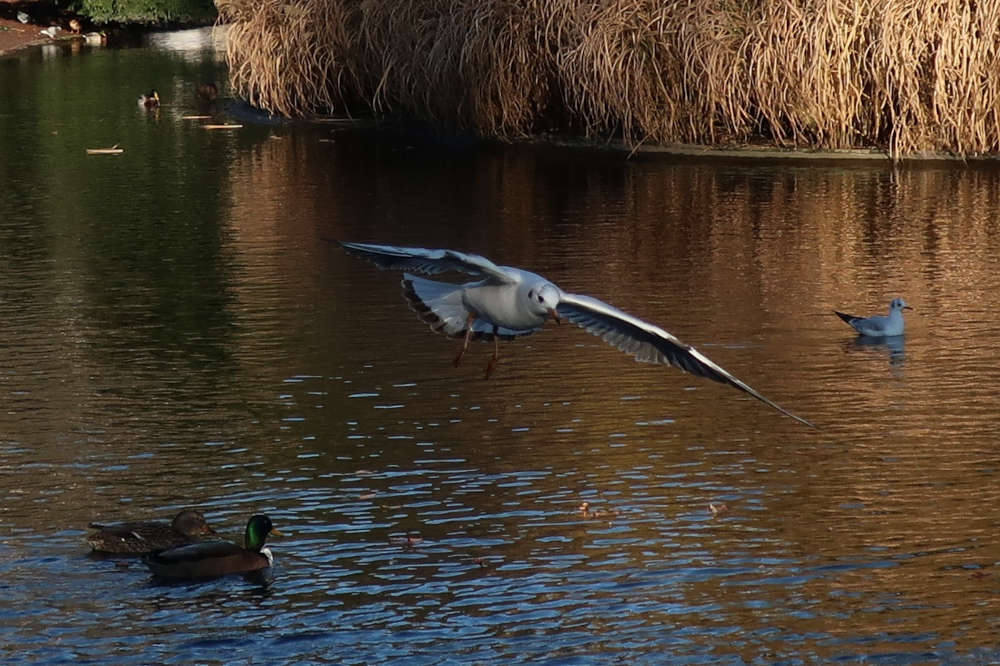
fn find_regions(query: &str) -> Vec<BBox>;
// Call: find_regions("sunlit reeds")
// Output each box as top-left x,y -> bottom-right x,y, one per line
217,0 -> 1000,157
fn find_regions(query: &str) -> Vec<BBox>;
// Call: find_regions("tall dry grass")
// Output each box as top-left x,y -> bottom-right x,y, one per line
216,0 -> 1000,157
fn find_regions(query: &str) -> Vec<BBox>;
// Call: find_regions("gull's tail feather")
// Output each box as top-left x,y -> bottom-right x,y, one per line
833,310 -> 858,325
402,274 -> 533,341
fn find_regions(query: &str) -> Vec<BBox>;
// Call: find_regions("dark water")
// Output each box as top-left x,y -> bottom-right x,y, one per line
3,27 -> 1000,664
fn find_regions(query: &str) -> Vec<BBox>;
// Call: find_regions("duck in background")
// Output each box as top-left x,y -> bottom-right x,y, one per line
86,508 -> 218,555
196,82 -> 218,103
138,90 -> 160,108
143,514 -> 281,580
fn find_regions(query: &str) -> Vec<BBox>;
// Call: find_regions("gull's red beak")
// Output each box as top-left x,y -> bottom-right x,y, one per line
548,308 -> 562,325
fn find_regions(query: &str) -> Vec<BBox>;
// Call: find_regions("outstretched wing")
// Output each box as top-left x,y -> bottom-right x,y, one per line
340,242 -> 515,283
556,292 -> 814,427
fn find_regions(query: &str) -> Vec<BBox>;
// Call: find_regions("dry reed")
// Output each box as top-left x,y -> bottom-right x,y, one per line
216,0 -> 1000,157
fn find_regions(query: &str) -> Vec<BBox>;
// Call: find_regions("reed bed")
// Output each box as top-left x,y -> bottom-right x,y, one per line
217,0 -> 1000,157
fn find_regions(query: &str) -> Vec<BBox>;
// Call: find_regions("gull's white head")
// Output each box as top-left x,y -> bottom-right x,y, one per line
526,282 -> 562,321
890,297 -> 913,312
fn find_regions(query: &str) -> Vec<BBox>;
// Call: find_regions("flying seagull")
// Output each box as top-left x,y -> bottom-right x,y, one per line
834,297 -> 912,337
340,241 -> 814,427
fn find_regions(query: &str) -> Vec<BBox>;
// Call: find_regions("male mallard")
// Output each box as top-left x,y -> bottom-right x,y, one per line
138,90 -> 160,108
86,508 -> 217,555
142,514 -> 281,580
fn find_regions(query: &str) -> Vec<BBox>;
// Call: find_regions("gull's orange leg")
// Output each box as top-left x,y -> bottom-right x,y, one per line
453,314 -> 476,368
484,327 -> 500,379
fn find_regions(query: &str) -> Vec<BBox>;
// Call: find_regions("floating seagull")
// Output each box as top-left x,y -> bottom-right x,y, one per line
341,242 -> 813,427
834,297 -> 912,337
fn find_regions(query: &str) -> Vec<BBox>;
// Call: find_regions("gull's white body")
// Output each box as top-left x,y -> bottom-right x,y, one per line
834,298 -> 911,337
341,241 -> 813,427
463,273 -> 549,331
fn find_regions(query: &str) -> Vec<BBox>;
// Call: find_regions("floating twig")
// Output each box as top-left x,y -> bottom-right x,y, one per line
86,144 -> 123,155
201,124 -> 243,130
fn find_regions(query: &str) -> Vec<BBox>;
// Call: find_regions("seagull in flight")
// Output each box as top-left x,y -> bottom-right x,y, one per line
340,241 -> 814,427
834,298 -> 912,337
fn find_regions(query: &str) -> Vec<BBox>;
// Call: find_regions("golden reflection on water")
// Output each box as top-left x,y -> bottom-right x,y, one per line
5,77 -> 1000,659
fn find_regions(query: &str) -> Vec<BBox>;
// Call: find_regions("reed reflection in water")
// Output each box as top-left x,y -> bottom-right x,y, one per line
2,29 -> 1000,664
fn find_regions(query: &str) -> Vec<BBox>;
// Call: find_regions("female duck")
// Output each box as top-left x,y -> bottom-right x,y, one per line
86,508 -> 217,555
143,514 -> 281,580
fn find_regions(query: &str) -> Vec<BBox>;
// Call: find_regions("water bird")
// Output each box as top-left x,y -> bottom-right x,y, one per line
579,501 -> 618,518
142,515 -> 281,580
340,241 -> 813,427
39,26 -> 61,39
86,508 -> 217,555
196,82 -> 218,102
138,90 -> 160,108
834,297 -> 912,337
68,18 -> 81,33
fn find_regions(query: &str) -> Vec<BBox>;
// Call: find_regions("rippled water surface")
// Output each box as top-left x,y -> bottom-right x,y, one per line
3,28 -> 1000,664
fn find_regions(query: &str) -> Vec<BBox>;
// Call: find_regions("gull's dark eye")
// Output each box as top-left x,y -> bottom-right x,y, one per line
537,294 -> 543,303
528,289 -> 534,299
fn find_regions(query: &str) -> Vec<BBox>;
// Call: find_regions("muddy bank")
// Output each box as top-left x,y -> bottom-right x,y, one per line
0,16 -> 53,54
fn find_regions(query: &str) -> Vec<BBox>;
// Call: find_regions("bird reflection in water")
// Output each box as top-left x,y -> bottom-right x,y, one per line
848,334 -> 906,371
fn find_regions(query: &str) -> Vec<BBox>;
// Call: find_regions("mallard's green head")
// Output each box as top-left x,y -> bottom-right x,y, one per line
245,514 -> 281,551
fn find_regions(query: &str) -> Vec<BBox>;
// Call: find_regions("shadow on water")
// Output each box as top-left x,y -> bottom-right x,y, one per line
145,568 -> 275,590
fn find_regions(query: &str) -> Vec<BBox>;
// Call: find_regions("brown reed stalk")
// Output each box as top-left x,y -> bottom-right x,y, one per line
219,0 -> 1000,157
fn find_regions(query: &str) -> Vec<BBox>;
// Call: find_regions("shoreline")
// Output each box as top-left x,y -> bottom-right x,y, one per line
539,136 -> 1000,163
5,20 -> 994,164
0,15 -> 58,54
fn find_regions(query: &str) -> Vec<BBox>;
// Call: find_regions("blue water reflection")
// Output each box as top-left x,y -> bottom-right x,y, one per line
3,26 -> 1000,665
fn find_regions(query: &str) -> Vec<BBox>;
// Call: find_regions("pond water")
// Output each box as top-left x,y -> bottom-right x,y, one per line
3,27 -> 1000,664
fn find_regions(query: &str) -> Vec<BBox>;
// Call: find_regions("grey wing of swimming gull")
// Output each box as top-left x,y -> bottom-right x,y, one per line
556,292 -> 815,428
340,241 -> 514,283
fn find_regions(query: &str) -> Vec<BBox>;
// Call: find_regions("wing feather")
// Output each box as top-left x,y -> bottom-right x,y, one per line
340,242 -> 514,283
557,293 -> 814,427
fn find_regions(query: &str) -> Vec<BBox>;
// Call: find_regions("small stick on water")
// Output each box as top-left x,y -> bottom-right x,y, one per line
86,144 -> 123,155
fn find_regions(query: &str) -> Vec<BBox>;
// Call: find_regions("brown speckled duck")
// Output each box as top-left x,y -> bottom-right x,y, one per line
86,508 -> 217,555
